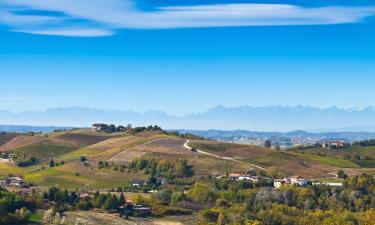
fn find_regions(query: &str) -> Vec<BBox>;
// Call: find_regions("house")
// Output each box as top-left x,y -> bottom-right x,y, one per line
229,173 -> 242,180
0,176 -> 25,187
321,140 -> 347,149
274,176 -> 308,188
229,173 -> 263,182
312,182 -> 342,187
132,180 -> 146,187
249,176 -> 262,183
80,193 -> 91,199
133,205 -> 151,217
274,179 -> 286,188
288,176 -> 302,184
92,123 -> 107,132
238,174 -> 252,181
10,177 -> 24,187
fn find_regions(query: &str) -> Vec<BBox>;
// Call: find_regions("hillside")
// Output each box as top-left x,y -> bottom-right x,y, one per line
0,130 -> 374,190
188,140 -> 375,178
0,132 -> 17,146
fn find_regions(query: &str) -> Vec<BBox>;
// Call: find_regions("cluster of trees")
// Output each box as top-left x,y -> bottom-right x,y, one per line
127,158 -> 194,179
92,123 -> 132,133
93,191 -> 126,211
92,123 -> 163,134
16,156 -> 38,167
48,159 -> 64,168
0,187 -> 39,225
132,125 -> 163,133
43,187 -> 147,218
43,187 -> 125,212
354,139 -> 375,146
123,173 -> 373,224
185,173 -> 375,225
98,158 -> 194,179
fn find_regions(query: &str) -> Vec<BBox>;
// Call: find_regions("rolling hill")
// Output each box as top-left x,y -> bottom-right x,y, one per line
0,129 -> 374,190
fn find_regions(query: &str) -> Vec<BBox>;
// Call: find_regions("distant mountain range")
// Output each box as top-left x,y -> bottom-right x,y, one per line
0,125 -> 72,133
177,129 -> 375,142
1,105 -> 375,132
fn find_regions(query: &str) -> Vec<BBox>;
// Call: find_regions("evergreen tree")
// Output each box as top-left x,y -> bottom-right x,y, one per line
49,159 -> 55,167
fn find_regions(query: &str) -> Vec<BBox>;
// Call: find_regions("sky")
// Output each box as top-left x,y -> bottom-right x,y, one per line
1,0 -> 375,116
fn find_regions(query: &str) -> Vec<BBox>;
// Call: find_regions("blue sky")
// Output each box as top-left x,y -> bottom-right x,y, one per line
0,0 -> 375,115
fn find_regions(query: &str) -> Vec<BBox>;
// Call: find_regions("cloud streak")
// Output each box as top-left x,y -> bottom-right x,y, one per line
1,0 -> 375,37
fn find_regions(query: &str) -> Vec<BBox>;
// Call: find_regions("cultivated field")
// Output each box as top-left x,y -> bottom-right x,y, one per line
55,132 -> 114,146
0,135 -> 46,152
109,138 -> 193,163
0,133 -> 17,146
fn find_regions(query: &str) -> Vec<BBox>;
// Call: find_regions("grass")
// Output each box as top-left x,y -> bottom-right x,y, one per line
29,210 -> 45,224
189,142 -> 242,153
245,152 -> 333,178
290,152 -> 359,168
189,141 -> 274,158
11,140 -> 77,160
24,160 -> 148,189
0,162 -> 27,177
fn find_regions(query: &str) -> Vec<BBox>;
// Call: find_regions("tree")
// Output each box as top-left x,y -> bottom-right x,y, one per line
49,159 -> 55,168
119,193 -> 126,206
337,170 -> 348,179
264,140 -> 272,148
80,156 -> 87,162
199,209 -> 220,223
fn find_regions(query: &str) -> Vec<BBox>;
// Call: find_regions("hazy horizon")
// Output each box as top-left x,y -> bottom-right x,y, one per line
2,105 -> 375,132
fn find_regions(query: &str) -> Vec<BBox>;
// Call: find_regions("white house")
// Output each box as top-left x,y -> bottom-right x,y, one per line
274,176 -> 308,188
274,179 -> 286,188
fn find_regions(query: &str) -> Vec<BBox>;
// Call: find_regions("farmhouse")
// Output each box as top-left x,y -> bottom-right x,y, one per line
321,140 -> 347,149
274,176 -> 308,188
131,180 -> 146,187
0,176 -> 25,187
229,173 -> 242,180
133,205 -> 152,217
92,123 -> 107,132
274,179 -> 286,189
228,173 -> 263,182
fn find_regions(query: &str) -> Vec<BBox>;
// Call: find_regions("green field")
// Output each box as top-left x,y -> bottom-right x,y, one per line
290,152 -> 360,168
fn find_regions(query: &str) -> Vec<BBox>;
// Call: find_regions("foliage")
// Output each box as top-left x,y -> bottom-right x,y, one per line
127,158 -> 194,179
0,187 -> 37,225
354,139 -> 375,146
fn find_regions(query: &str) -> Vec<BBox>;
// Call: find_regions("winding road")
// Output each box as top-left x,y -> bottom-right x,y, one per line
183,139 -> 267,170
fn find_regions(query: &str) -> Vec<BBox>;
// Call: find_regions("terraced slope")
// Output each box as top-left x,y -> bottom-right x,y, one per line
189,140 -> 274,158
55,133 -> 113,146
0,135 -> 46,152
187,140 -> 359,178
11,139 -> 78,160
109,138 -> 192,163
0,133 -> 17,146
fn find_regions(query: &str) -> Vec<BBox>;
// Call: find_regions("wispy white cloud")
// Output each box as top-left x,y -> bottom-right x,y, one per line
0,0 -> 375,37
14,28 -> 114,37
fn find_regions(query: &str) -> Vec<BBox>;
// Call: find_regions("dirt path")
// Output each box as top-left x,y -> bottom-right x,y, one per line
184,140 -> 267,170
108,138 -> 171,162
